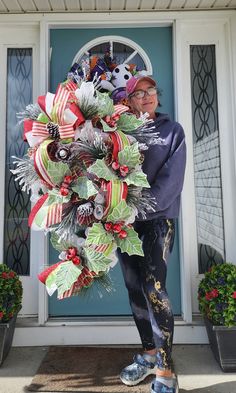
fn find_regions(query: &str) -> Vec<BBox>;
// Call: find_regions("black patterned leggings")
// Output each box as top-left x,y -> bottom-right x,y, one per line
119,218 -> 175,370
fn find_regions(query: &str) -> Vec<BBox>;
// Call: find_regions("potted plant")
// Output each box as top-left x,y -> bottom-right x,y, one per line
0,264 -> 23,366
198,262 -> 236,372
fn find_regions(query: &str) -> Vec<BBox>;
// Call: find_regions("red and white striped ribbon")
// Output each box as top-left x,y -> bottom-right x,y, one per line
32,122 -> 48,138
95,244 -> 110,253
34,146 -> 55,188
37,84 -> 71,125
32,121 -> 75,139
58,124 -> 75,139
102,180 -> 128,219
64,80 -> 78,92
54,84 -> 71,124
46,203 -> 63,227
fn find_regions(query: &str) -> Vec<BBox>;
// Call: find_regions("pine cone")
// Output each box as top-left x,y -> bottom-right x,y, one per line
46,122 -> 60,139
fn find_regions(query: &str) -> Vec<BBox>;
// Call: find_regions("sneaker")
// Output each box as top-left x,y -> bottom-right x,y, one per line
150,375 -> 179,393
120,353 -> 157,386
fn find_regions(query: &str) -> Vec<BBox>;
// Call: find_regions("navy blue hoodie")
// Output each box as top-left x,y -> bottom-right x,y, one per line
139,112 -> 186,221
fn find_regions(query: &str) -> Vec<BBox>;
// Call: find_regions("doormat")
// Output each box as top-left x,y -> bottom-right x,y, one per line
25,346 -> 154,392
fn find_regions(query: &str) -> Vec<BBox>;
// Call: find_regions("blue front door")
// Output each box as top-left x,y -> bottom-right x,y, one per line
48,26 -> 181,317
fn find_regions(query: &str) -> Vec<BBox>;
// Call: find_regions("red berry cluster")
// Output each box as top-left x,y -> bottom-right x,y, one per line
60,175 -> 73,196
111,161 -> 129,177
1,271 -> 15,279
104,113 -> 120,128
104,222 -> 128,239
66,247 -> 81,265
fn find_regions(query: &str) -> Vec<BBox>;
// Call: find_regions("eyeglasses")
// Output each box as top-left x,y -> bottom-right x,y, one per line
130,87 -> 157,99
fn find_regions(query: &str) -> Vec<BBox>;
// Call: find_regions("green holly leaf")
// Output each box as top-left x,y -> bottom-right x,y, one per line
54,261 -> 82,297
118,143 -> 141,169
88,158 -> 117,181
96,91 -> 114,117
85,223 -> 114,246
45,268 -> 58,291
72,177 -> 97,199
117,113 -> 144,132
116,227 -> 144,256
100,119 -> 117,132
47,161 -> 71,186
47,189 -> 71,204
50,232 -> 71,252
107,200 -> 132,223
84,247 -> 113,274
125,169 -> 150,187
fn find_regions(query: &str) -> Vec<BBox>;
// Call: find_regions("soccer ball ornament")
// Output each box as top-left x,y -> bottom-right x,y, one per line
12,61 -> 158,300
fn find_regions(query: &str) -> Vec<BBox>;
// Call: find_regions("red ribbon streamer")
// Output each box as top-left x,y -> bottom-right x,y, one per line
28,193 -> 48,227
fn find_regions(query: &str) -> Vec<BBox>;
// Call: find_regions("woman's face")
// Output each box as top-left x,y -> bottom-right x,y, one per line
128,80 -> 158,119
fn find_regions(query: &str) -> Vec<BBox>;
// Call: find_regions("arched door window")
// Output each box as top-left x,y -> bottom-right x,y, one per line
72,35 -> 152,75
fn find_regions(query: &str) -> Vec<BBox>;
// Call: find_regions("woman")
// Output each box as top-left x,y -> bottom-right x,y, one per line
119,75 -> 186,393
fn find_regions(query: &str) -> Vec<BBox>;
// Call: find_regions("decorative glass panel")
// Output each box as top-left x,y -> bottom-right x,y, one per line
76,41 -> 147,73
190,45 -> 225,274
4,48 -> 32,275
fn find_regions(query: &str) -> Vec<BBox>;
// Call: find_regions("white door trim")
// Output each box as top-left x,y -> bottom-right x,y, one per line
175,19 -> 236,314
13,319 -> 208,346
0,24 -> 40,316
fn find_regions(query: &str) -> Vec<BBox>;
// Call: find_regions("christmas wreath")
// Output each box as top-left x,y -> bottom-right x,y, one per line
12,54 -> 160,299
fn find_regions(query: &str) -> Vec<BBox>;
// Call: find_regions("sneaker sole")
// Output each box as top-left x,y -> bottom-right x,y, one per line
150,385 -> 179,393
150,375 -> 179,393
120,365 -> 158,386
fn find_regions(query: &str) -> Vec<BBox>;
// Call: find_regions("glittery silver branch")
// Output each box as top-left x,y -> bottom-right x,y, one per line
127,186 -> 158,219
17,103 -> 42,123
49,206 -> 82,243
77,271 -> 114,299
79,97 -> 100,119
125,119 -> 165,146
77,138 -> 108,159
140,188 -> 158,216
10,156 -> 40,193
74,122 -> 109,159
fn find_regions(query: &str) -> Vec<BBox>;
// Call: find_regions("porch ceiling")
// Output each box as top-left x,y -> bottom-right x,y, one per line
0,0 -> 235,14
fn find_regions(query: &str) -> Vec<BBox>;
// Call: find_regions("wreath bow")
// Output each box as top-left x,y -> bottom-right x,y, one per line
24,84 -> 84,146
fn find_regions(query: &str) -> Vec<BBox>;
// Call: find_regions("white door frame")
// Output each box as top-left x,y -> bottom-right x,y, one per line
175,17 -> 236,314
0,24 -> 41,316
